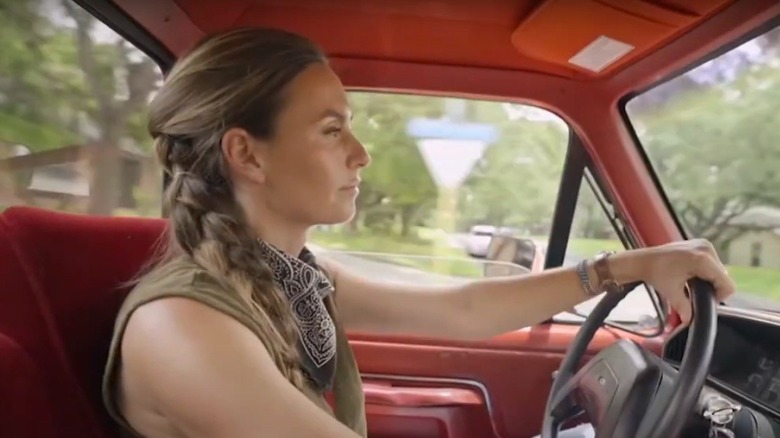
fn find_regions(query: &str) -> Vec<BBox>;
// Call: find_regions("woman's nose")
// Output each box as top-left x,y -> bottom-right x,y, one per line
349,137 -> 371,169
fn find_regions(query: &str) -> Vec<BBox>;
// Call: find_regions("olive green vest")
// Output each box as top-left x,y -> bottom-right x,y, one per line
102,256 -> 367,437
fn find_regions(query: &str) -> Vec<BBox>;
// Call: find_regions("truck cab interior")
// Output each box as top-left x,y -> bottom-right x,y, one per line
2,1 -> 780,437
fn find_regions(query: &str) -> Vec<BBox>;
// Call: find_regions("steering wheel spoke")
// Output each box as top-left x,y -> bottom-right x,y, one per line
549,373 -> 583,422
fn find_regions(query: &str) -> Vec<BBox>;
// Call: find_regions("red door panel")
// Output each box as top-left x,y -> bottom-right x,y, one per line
363,380 -> 494,438
351,324 -> 663,438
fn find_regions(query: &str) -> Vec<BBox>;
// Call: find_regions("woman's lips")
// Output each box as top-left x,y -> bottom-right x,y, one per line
341,179 -> 361,190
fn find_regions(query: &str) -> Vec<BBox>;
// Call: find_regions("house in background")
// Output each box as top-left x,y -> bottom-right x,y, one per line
0,141 -> 158,215
727,206 -> 780,269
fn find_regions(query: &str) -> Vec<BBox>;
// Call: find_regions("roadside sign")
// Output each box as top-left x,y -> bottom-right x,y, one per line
408,118 -> 497,189
417,139 -> 487,189
407,118 -> 498,143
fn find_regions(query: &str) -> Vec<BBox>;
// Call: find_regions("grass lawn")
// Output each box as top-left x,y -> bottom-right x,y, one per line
564,239 -> 780,300
727,265 -> 780,300
311,230 -> 780,303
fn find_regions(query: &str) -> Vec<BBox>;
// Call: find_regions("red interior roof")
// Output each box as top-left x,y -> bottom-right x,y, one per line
107,0 -> 780,122
112,0 -> 779,86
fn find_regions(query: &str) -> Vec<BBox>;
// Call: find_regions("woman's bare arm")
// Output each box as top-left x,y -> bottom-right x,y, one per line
120,297 -> 361,438
321,239 -> 734,339
320,255 -> 591,340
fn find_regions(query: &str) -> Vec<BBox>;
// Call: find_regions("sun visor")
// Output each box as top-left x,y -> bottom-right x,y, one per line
510,0 -> 734,76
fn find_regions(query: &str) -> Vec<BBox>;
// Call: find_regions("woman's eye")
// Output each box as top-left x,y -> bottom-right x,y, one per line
325,127 -> 342,137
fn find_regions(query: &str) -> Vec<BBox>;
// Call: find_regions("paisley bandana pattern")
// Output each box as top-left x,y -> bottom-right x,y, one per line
257,240 -> 337,390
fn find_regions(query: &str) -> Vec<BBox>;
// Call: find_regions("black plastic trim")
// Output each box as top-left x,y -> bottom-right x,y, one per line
73,0 -> 175,72
543,133 -> 586,269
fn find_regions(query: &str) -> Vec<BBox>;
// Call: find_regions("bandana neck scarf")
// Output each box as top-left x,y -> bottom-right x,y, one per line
256,240 -> 337,391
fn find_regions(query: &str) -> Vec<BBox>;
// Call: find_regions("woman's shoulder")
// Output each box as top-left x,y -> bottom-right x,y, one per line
127,256 -> 225,302
113,256 -> 255,341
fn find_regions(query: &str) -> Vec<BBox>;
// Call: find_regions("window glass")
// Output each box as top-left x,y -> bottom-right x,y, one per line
0,2 -> 655,326
625,25 -> 780,310
0,1 -> 163,216
555,170 -> 660,328
311,92 -> 655,324
311,93 -> 568,283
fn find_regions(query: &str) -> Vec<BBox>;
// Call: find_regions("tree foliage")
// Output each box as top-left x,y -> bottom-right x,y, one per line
629,38 -> 780,251
459,116 -> 567,234
3,0 -> 780,255
0,0 -> 161,214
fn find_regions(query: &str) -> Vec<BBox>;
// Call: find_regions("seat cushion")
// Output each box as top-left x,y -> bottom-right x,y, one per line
0,333 -> 58,436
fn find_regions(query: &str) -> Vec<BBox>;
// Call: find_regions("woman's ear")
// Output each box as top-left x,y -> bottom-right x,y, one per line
221,127 -> 268,184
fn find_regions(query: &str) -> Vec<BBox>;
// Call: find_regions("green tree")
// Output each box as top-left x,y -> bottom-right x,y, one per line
61,1 -> 160,214
634,63 -> 780,252
0,0 -> 80,148
0,1 -> 161,214
460,115 -> 568,234
349,92 -> 441,237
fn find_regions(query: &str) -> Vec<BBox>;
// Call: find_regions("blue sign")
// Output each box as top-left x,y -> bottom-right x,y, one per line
406,118 -> 498,143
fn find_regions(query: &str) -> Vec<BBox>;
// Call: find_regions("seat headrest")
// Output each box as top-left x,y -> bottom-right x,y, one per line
1,206 -> 167,311
1,206 -> 168,357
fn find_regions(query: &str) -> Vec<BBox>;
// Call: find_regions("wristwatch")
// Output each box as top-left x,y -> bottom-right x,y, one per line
577,251 -> 621,297
593,251 -> 622,294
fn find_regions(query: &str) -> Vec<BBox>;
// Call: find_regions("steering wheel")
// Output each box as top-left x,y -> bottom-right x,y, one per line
541,278 -> 718,438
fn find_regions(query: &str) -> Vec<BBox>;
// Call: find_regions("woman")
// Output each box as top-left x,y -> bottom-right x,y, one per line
101,27 -> 734,438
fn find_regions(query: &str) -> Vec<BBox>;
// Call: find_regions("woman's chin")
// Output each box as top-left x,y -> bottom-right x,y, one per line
320,202 -> 357,225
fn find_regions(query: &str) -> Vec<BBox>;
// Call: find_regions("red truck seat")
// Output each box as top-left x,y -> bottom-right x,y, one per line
0,206 -> 165,437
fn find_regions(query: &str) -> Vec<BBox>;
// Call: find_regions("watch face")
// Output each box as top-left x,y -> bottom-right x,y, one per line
596,250 -> 616,260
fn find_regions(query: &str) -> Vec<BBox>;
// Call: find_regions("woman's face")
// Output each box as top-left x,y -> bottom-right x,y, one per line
232,63 -> 371,227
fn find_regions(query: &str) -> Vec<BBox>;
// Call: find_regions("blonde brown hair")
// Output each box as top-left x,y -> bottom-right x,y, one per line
146,28 -> 327,388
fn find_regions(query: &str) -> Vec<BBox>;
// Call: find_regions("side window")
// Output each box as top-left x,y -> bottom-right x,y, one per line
0,1 -> 163,216
312,93 -> 568,284
556,170 -> 661,329
626,24 -> 780,312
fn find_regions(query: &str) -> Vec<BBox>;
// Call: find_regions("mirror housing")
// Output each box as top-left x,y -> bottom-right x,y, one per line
484,234 -> 544,277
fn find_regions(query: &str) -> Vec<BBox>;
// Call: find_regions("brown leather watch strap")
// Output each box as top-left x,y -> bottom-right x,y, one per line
594,251 -> 621,294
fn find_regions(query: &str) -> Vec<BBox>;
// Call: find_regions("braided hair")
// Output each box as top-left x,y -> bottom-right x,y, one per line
144,28 -> 328,389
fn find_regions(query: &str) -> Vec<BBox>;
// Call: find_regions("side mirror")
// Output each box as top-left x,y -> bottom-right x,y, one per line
483,235 -> 542,277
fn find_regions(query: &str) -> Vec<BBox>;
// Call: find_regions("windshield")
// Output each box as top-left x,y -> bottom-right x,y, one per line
0,1 -> 659,328
625,24 -> 780,311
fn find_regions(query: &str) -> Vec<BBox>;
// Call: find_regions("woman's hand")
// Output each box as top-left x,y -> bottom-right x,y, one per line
610,238 -> 736,323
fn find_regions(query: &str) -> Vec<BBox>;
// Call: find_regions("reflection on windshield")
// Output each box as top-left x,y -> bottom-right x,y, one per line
626,25 -> 780,311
